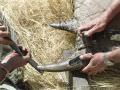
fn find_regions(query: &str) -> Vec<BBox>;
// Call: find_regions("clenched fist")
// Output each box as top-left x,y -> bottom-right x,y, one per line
1,47 -> 30,72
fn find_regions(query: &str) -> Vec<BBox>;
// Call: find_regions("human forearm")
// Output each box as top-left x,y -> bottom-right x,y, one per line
107,48 -> 120,63
0,63 -> 9,83
101,0 -> 120,23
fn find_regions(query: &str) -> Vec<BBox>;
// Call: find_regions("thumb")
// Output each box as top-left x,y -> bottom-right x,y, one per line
82,60 -> 93,73
80,53 -> 93,60
76,23 -> 94,32
85,26 -> 98,37
75,24 -> 94,36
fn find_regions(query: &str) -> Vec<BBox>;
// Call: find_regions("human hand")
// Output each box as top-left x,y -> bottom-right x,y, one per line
76,16 -> 108,37
1,47 -> 31,72
80,53 -> 107,75
0,24 -> 13,45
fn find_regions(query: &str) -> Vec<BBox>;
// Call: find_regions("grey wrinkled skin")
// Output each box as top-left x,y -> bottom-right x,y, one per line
49,18 -> 79,32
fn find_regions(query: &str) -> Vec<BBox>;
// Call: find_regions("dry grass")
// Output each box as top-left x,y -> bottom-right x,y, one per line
0,0 -> 75,90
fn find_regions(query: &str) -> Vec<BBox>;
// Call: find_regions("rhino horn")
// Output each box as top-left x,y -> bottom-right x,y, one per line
49,18 -> 78,33
37,55 -> 88,72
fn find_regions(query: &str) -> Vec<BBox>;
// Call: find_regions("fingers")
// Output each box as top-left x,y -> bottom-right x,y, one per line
88,66 -> 105,75
82,56 -> 99,75
0,37 -> 13,45
80,25 -> 99,37
85,26 -> 99,37
17,46 -> 29,56
14,46 -> 30,58
23,48 -> 29,56
76,22 -> 106,37
24,51 -> 31,59
82,60 -> 94,73
82,60 -> 106,75
76,23 -> 94,36
23,49 -> 29,56
18,46 -> 28,55
87,65 -> 100,75
97,67 -> 105,73
77,23 -> 93,32
17,46 -> 31,63
82,63 -> 99,75
80,53 -> 93,60
23,51 -> 31,60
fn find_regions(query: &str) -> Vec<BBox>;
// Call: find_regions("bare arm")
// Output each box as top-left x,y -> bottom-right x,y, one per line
80,0 -> 120,75
78,0 -> 120,36
102,0 -> 120,23
107,48 -> 120,63
0,49 -> 30,82
81,48 -> 120,75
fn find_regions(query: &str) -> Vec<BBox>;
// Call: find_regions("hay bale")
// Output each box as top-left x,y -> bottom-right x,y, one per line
0,0 -> 75,89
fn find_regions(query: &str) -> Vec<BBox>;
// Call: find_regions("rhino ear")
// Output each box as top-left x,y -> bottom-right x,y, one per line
49,18 -> 78,33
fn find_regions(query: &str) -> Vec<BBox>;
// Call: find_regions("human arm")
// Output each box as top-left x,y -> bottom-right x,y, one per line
80,48 -> 120,75
106,48 -> 120,63
77,0 -> 120,36
0,48 -> 30,82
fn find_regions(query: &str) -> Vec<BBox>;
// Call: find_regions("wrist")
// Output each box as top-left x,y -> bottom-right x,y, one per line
1,63 -> 12,73
0,63 -> 9,83
100,12 -> 112,24
103,52 -> 114,66
106,48 -> 120,63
